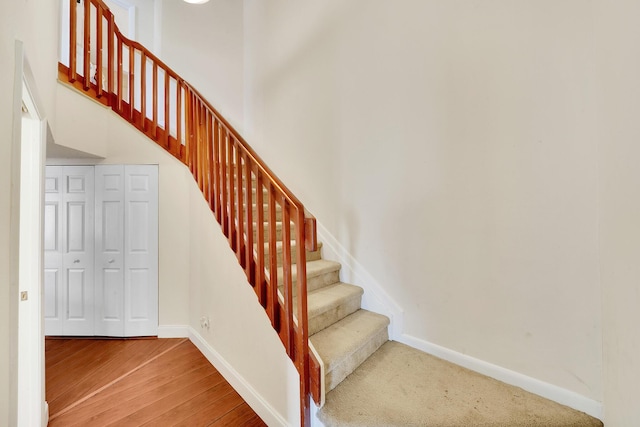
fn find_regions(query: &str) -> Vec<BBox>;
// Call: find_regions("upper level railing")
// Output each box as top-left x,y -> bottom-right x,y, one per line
58,0 -> 319,424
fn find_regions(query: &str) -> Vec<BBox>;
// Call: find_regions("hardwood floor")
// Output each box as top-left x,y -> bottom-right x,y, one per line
46,338 -> 266,426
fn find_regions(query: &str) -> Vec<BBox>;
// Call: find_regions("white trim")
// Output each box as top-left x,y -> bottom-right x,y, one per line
316,221 -> 404,340
397,333 -> 603,420
188,327 -> 290,427
157,325 -> 189,338
14,42 -> 48,427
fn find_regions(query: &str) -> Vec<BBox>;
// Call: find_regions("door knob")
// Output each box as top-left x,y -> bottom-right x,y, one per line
108,259 -> 115,264
73,259 -> 80,263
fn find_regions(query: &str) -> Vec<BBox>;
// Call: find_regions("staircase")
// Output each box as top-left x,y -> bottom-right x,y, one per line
252,177 -> 391,406
56,1 -> 605,426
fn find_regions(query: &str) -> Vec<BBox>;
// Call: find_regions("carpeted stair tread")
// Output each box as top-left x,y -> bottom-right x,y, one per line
307,282 -> 364,335
255,241 -> 322,266
310,309 -> 389,392
276,259 -> 341,293
318,341 -> 603,427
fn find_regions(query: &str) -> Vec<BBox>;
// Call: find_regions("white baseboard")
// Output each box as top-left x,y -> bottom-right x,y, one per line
43,401 -> 49,427
316,221 -> 404,340
188,327 -> 290,427
157,325 -> 189,338
397,333 -> 603,420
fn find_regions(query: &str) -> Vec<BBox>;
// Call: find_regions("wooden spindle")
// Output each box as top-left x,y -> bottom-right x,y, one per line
207,111 -> 214,210
282,199 -> 293,356
213,119 -> 221,222
140,52 -> 146,130
176,81 -> 182,149
128,45 -> 134,120
228,136 -> 236,250
164,70 -> 170,149
255,171 -> 266,306
96,5 -> 103,98
268,184 -> 279,330
116,35 -> 123,112
107,13 -> 114,103
236,142 -> 245,265
83,0 -> 91,90
152,62 -> 158,138
220,127 -> 228,237
69,0 -> 77,82
244,154 -> 254,283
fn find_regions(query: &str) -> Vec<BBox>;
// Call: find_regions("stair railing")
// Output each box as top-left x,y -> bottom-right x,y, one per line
57,0 -> 320,424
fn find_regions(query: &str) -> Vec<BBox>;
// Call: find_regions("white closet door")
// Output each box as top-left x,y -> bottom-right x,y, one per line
123,165 -> 158,336
44,167 -> 63,335
95,165 -> 125,336
61,166 -> 95,336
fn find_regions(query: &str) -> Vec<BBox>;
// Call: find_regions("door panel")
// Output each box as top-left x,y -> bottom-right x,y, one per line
62,166 -> 95,336
95,165 -> 125,336
124,165 -> 158,336
44,167 -> 63,335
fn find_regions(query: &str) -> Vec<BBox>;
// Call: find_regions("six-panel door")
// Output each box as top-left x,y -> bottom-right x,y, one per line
45,165 -> 158,337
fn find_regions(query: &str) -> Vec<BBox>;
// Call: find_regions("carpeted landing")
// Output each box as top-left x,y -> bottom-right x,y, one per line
318,341 -> 603,427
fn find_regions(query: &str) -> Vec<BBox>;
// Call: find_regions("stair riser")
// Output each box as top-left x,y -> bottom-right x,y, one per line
325,327 -> 389,393
308,294 -> 362,336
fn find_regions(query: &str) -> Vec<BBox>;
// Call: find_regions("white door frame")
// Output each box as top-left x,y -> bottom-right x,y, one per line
12,40 -> 48,427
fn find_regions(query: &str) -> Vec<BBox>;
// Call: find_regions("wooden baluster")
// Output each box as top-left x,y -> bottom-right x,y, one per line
176,81 -> 183,159
236,142 -> 245,266
128,45 -> 134,121
268,184 -> 279,330
220,127 -> 228,237
96,5 -> 103,98
140,52 -> 146,130
207,111 -> 214,210
255,171 -> 266,306
107,13 -> 114,104
186,91 -> 193,174
213,119 -> 221,222
282,199 -> 294,357
164,70 -> 170,149
69,0 -> 77,82
83,0 -> 91,90
152,62 -> 158,139
295,206 -> 311,427
197,101 -> 204,191
116,35 -> 123,112
244,154 -> 254,283
192,97 -> 198,182
228,135 -> 236,250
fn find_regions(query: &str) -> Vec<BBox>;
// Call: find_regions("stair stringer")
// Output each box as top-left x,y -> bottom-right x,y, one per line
315,221 -> 404,341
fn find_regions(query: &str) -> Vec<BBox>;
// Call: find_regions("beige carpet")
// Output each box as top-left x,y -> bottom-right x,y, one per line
318,341 -> 603,427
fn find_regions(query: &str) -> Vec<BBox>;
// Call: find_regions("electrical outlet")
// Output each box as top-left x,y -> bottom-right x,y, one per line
200,315 -> 210,330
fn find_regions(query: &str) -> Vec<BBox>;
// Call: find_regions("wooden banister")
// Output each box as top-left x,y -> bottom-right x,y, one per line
58,0 -> 316,425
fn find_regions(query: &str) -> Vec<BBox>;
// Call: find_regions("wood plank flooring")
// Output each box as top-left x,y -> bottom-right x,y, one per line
46,338 -> 266,427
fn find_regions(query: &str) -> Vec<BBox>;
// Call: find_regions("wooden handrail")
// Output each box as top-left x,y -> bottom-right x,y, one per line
57,0 -> 318,424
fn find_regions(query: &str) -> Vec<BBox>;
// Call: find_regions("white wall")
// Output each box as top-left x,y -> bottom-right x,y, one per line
0,0 -> 59,424
52,87 -> 191,327
159,0 -> 244,131
594,1 -> 640,425
243,0 -> 603,406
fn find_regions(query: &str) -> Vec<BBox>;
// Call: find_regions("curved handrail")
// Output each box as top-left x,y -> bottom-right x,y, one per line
58,0 -> 317,424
